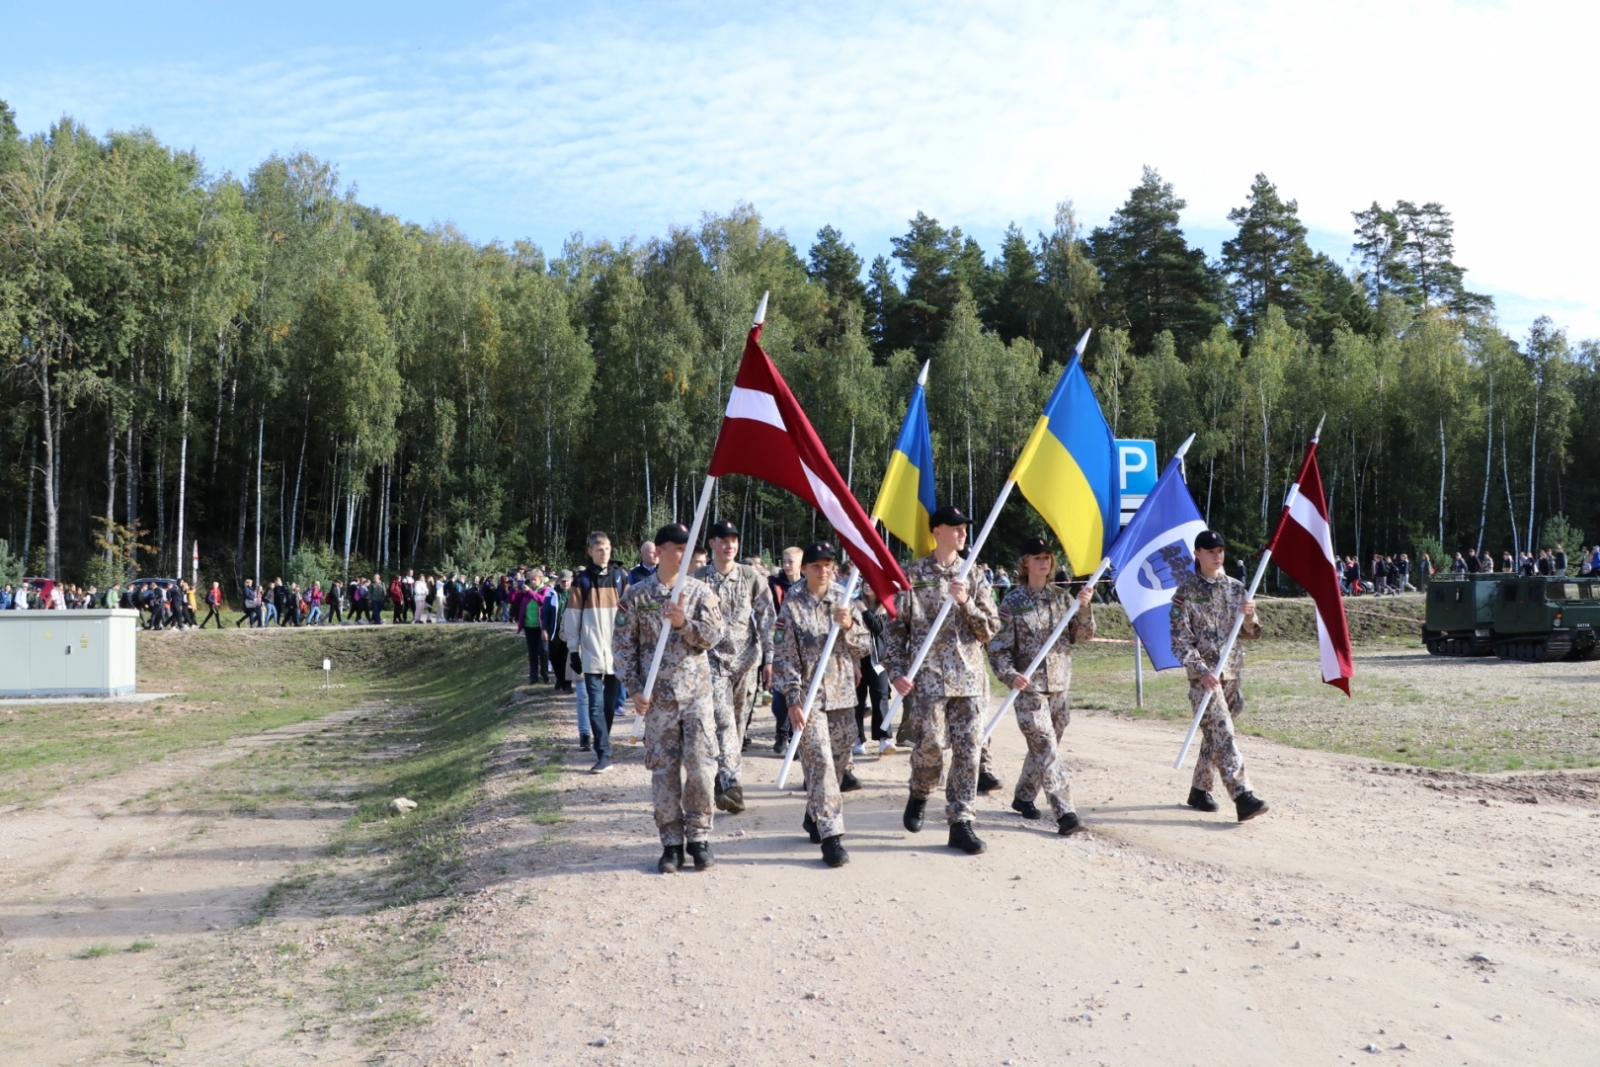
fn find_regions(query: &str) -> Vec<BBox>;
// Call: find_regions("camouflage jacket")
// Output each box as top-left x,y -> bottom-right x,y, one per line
885,554 -> 1003,699
694,563 -> 776,675
1169,569 -> 1261,681
611,574 -> 726,703
771,582 -> 871,712
987,583 -> 1095,692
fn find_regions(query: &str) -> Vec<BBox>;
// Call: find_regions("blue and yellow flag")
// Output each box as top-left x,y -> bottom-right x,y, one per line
872,362 -> 937,557
1010,333 -> 1120,576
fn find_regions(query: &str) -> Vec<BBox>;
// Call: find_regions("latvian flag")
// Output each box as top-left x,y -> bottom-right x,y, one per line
707,296 -> 911,615
1264,433 -> 1354,694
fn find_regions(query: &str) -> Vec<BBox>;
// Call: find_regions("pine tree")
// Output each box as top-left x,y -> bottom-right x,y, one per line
1089,167 -> 1223,355
1222,174 -> 1310,334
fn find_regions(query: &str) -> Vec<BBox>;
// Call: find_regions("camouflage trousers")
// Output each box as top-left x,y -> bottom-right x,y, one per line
909,695 -> 984,825
711,661 -> 760,790
798,707 -> 853,839
643,693 -> 718,846
1013,686 -> 1074,819
1188,674 -> 1252,800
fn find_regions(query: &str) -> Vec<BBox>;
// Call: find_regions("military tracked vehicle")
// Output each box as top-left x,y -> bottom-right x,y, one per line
1424,573 -> 1600,661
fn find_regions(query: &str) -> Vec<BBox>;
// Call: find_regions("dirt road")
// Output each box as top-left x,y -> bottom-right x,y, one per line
403,680 -> 1600,1066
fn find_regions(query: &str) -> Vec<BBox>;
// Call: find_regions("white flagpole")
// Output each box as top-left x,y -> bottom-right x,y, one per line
979,556 -> 1110,746
776,568 -> 861,789
632,473 -> 718,738
1173,418 -> 1321,769
879,477 -> 1015,733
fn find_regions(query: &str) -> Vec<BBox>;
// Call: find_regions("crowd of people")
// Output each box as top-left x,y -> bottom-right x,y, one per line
1447,544 -> 1599,577
555,511 -> 1270,874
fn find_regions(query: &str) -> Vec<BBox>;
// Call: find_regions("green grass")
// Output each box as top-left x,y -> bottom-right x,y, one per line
0,626 -> 512,806
1068,635 -> 1600,773
133,622 -> 552,1047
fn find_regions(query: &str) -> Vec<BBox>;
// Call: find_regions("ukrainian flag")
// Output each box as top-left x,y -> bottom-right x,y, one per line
1010,332 -> 1120,576
872,362 -> 937,557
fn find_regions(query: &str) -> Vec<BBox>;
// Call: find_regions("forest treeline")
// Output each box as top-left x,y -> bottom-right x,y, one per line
2,101 -> 1596,591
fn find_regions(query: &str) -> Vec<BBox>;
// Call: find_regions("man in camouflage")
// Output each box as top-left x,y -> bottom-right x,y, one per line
1170,529 -> 1269,822
887,506 -> 1004,855
988,537 -> 1095,835
695,520 -> 776,815
772,542 -> 871,868
613,523 -> 728,872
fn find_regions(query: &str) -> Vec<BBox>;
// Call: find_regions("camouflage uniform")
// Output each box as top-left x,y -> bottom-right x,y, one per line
1169,569 -> 1262,800
885,555 -> 1002,825
772,582 -> 871,839
696,563 -> 776,790
988,583 -> 1095,819
612,574 -> 727,846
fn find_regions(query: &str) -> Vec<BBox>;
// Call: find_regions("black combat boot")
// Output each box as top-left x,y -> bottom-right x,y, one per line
802,812 -> 821,844
1010,797 -> 1042,820
902,796 -> 926,833
1057,811 -> 1084,835
977,769 -> 1002,793
686,840 -> 716,870
821,835 -> 850,868
839,770 -> 862,793
1234,792 -> 1270,823
657,845 -> 684,874
1186,787 -> 1220,812
716,782 -> 746,815
947,821 -> 987,855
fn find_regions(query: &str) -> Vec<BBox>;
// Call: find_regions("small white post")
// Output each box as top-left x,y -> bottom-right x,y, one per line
322,657 -> 331,689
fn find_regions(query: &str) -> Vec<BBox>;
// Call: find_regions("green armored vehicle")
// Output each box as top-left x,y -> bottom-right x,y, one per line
1425,573 -> 1600,660
1422,574 -> 1498,656
1491,577 -> 1600,661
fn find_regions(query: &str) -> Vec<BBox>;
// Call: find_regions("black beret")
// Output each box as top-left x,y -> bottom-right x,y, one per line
801,541 -> 837,566
655,523 -> 691,546
707,520 -> 739,540
929,505 -> 971,529
1020,536 -> 1051,557
1195,529 -> 1226,550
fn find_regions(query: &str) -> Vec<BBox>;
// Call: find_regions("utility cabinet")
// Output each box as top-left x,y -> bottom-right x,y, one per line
0,610 -> 138,697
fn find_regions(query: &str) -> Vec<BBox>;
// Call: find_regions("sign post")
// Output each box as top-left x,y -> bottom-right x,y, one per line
1117,440 -> 1157,710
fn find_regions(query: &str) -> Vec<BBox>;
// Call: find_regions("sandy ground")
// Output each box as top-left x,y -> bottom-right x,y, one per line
4,650 -> 1600,1066
402,664 -> 1600,1067
0,703 -> 383,1065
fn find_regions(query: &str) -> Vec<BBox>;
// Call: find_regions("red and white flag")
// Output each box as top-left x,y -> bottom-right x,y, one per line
708,301 -> 910,615
1265,434 -> 1354,693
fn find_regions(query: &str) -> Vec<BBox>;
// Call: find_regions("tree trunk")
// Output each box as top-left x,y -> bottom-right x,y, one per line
1437,414 -> 1446,546
104,414 -> 117,563
175,379 -> 191,582
1501,423 -> 1518,557
254,415 -> 264,586
22,431 -> 37,564
1476,373 -> 1493,555
288,408 -> 307,560
1526,381 -> 1540,550
39,351 -> 59,580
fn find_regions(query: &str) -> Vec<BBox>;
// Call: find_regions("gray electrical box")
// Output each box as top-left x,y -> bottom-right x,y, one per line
0,610 -> 139,697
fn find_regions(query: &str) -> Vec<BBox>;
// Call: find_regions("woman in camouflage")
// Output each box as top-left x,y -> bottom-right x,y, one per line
772,542 -> 871,868
987,537 -> 1095,835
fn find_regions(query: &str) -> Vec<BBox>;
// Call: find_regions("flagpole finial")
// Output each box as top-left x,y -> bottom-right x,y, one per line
1074,329 -> 1092,357
753,291 -> 770,327
917,360 -> 930,387
1174,432 -> 1197,460
1312,413 -> 1326,443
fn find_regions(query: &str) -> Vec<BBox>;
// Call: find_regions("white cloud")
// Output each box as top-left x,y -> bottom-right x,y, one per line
10,0 -> 1597,339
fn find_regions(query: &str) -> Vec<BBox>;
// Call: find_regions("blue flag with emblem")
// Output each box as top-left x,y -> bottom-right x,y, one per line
1107,454 -> 1207,670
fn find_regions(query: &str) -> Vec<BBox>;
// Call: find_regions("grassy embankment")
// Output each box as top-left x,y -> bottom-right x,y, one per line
5,623 -> 570,1047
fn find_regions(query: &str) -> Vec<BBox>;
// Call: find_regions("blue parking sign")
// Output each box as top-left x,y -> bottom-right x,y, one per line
1116,439 -> 1158,526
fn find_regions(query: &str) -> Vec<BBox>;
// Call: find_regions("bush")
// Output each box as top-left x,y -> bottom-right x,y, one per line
1541,514 -> 1585,557
287,543 -> 340,590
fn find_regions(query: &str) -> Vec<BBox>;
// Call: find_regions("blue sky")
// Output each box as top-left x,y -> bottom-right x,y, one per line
6,0 -> 1596,340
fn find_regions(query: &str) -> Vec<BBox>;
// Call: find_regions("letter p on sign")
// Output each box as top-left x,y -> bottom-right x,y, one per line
1117,440 -> 1157,493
